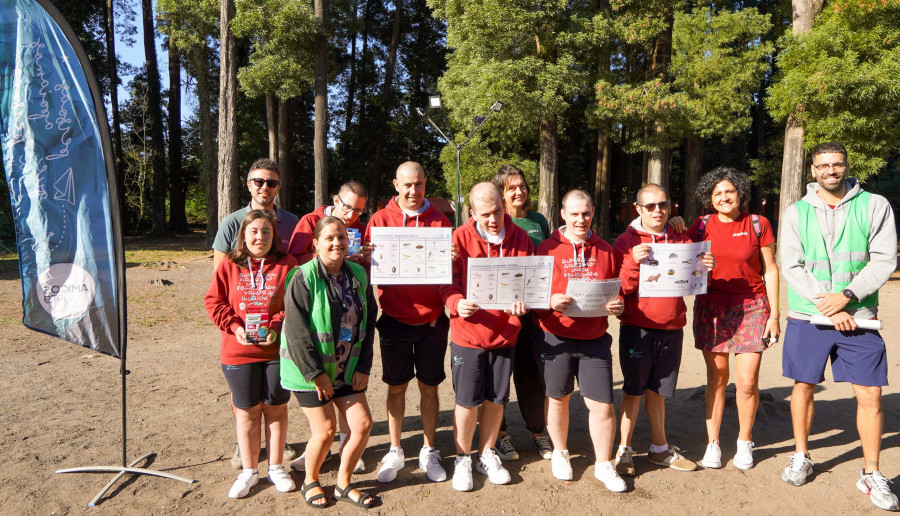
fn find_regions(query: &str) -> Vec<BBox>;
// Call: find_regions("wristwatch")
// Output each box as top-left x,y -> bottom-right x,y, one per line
842,289 -> 858,301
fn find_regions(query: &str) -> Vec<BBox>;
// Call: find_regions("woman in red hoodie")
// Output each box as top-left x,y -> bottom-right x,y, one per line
534,189 -> 626,492
205,210 -> 299,499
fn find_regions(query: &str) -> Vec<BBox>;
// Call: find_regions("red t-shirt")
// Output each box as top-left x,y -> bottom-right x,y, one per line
687,212 -> 774,302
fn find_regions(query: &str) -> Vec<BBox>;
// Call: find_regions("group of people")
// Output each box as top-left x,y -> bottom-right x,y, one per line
203,140 -> 898,512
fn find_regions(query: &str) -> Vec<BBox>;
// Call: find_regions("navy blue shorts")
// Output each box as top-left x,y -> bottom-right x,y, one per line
618,326 -> 683,398
782,318 -> 888,386
221,360 -> 290,409
535,331 -> 613,403
378,313 -> 450,387
449,342 -> 514,407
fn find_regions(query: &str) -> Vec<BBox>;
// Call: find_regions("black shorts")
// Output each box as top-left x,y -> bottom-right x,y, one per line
535,331 -> 613,403
618,326 -> 683,398
449,342 -> 514,407
292,383 -> 367,408
221,360 -> 290,409
377,313 -> 450,387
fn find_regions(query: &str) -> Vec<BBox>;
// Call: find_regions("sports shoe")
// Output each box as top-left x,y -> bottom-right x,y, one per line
266,464 -> 295,493
701,440 -> 722,469
289,448 -> 333,472
782,451 -> 813,486
858,470 -> 900,511
419,447 -> 447,482
377,448 -> 405,483
647,446 -> 697,471
476,448 -> 512,485
282,443 -> 298,462
595,460 -> 627,492
452,455 -> 473,492
615,446 -> 636,476
494,434 -> 520,461
551,449 -> 573,480
230,444 -> 242,469
733,440 -> 754,470
353,456 -> 365,473
533,433 -> 553,460
228,468 -> 258,499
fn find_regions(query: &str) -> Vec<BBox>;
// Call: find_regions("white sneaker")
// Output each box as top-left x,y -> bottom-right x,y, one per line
377,448 -> 405,483
857,469 -> 900,511
702,440 -> 722,469
289,448 -> 333,472
419,447 -> 447,482
551,449 -> 573,480
266,465 -> 295,493
595,460 -> 627,492
782,452 -> 814,486
354,456 -> 365,473
733,440 -> 754,470
228,468 -> 258,498
476,448 -> 511,485
452,455 -> 474,492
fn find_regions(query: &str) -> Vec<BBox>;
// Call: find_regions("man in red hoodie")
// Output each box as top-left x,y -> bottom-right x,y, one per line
365,162 -> 453,485
287,181 -> 368,265
440,182 -> 532,492
612,183 -> 714,477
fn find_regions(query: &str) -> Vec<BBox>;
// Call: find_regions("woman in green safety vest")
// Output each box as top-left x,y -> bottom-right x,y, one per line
281,216 -> 377,509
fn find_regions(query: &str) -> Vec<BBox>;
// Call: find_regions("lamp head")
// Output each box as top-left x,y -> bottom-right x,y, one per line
491,101 -> 503,112
429,95 -> 443,109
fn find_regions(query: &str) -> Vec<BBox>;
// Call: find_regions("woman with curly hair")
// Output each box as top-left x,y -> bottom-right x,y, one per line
687,167 -> 780,471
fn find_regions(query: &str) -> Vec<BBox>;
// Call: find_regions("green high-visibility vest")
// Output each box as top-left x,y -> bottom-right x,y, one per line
787,191 -> 877,315
280,259 -> 368,391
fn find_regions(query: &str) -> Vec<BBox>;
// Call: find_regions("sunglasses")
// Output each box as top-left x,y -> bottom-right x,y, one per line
249,178 -> 280,188
636,201 -> 670,211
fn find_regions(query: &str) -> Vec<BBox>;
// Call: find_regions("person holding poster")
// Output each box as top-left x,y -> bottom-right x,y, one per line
440,182 -> 533,491
365,162 -> 454,485
204,210 -> 299,498
281,216 -> 377,509
287,181 -> 369,265
489,165 -> 553,462
613,184 -> 714,478
687,167 -> 778,471
533,189 -> 626,491
778,142 -> 897,511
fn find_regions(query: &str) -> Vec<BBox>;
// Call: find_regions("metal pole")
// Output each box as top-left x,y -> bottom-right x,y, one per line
455,147 -> 462,228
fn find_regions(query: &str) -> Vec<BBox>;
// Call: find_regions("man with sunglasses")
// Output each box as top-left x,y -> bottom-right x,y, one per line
612,183 -> 715,478
213,158 -> 300,271
779,142 -> 898,511
288,181 -> 368,264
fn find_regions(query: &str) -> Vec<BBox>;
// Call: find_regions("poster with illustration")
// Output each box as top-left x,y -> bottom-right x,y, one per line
369,227 -> 452,284
639,241 -> 711,297
466,256 -> 554,309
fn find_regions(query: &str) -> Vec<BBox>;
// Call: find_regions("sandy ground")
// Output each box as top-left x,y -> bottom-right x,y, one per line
1,232 -> 899,515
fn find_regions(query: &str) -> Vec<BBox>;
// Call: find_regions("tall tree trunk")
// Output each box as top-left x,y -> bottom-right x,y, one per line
168,43 -> 186,232
196,45 -> 218,244
779,0 -> 824,235
592,129 -> 612,238
218,0 -> 239,221
344,0 -> 359,133
646,12 -> 674,189
266,94 -> 278,161
277,98 -> 293,212
359,0 -> 371,125
313,0 -> 329,208
367,0 -> 402,216
684,136 -> 702,222
646,147 -> 671,191
538,113 -> 559,228
102,0 -> 125,224
142,0 -> 168,236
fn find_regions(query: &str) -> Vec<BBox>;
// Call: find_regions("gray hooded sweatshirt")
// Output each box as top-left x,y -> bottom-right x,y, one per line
779,177 -> 897,320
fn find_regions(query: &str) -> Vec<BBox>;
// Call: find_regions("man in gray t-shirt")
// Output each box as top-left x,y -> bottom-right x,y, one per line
212,158 -> 299,270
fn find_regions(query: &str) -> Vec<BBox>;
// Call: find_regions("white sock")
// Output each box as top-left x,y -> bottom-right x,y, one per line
243,468 -> 257,475
651,443 -> 669,454
618,445 -> 632,451
422,446 -> 434,453
268,464 -> 282,472
390,446 -> 403,454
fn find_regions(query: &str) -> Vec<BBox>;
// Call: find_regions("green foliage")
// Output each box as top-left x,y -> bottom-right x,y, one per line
436,135 -> 538,208
767,0 -> 900,179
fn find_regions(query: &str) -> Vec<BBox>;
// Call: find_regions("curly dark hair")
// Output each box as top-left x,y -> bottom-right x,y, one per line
695,166 -> 752,213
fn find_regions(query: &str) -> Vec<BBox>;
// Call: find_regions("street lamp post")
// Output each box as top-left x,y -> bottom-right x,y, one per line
416,96 -> 503,227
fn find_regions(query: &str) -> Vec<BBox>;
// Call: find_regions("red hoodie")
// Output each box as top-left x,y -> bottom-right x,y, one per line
365,197 -> 452,324
613,218 -> 691,330
440,215 -> 534,349
204,253 -> 298,365
287,205 -> 367,264
535,228 -> 620,340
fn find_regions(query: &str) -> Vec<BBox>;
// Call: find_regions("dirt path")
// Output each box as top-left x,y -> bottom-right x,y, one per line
0,233 -> 898,515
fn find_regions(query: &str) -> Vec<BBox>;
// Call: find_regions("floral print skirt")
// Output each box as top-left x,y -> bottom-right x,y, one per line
693,295 -> 770,353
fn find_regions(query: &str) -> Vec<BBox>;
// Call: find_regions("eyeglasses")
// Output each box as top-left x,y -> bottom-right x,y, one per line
636,201 -> 670,211
812,162 -> 847,172
337,196 -> 365,215
249,178 -> 280,188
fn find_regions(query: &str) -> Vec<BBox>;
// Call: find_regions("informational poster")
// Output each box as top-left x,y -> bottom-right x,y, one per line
563,278 -> 621,317
466,256 -> 554,309
369,227 -> 452,285
639,241 -> 711,297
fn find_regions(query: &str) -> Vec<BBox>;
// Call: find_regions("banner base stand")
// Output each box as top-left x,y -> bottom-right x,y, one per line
56,452 -> 196,507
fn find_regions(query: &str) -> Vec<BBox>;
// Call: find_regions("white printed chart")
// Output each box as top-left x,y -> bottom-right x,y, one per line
639,241 -> 711,297
466,256 -> 554,309
369,227 -> 452,285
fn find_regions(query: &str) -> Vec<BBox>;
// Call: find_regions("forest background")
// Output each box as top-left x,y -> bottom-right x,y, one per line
3,0 -> 900,244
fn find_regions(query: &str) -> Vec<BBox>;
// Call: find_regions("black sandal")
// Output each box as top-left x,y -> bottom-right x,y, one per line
334,483 -> 376,508
301,481 -> 329,509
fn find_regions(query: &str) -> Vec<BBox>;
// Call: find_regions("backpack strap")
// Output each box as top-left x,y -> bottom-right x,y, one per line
697,214 -> 712,240
750,213 -> 762,243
